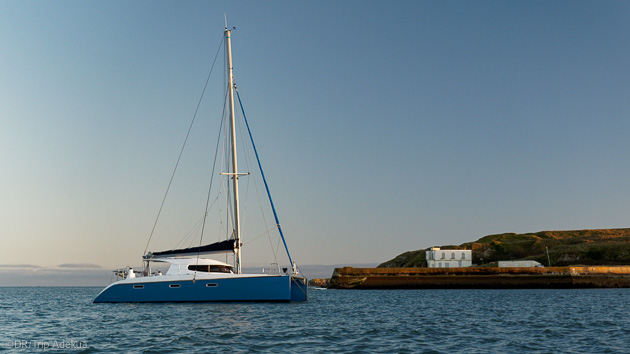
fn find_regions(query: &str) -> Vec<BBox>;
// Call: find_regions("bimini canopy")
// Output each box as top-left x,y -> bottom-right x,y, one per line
144,239 -> 236,260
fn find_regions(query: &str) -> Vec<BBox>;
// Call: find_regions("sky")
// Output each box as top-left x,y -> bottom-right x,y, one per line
1,1 -> 630,285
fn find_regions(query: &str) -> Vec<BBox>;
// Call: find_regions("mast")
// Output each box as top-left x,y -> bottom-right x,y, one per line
225,27 -> 242,274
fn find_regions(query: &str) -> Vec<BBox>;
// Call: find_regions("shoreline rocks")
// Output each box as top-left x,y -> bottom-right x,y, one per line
308,278 -> 330,288
328,266 -> 630,289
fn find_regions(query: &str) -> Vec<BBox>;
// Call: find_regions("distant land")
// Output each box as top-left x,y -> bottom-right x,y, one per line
378,228 -> 630,268
0,263 -> 377,286
248,264 -> 378,280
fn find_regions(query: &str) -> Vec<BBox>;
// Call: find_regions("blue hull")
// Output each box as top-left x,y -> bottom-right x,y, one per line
290,276 -> 308,301
94,275 -> 307,303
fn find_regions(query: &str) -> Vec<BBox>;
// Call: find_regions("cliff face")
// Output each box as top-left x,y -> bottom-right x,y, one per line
329,266 -> 630,289
378,228 -> 630,268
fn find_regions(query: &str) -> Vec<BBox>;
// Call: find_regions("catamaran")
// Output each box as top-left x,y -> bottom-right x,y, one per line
94,26 -> 307,303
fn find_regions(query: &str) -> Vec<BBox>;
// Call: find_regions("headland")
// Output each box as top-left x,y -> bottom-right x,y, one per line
318,228 -> 630,289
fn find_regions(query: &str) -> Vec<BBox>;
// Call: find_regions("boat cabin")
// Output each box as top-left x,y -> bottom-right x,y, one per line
141,257 -> 234,277
161,257 -> 233,276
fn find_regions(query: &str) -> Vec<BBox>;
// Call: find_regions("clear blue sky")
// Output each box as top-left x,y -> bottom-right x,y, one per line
1,1 -> 630,276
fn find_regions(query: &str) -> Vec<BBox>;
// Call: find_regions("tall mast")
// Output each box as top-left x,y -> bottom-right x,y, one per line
225,28 -> 242,274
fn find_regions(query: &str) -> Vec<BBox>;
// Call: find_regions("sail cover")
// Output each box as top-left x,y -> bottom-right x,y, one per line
146,239 -> 236,259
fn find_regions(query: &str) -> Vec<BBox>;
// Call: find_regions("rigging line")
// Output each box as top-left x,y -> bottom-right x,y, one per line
275,230 -> 282,259
235,104 -> 253,240
175,194 -> 222,250
172,214 -> 206,250
221,40 -> 237,239
220,87 -> 234,239
242,225 -> 280,245
196,85 -> 230,267
144,34 -> 225,256
220,169 -> 232,237
195,64 -> 228,282
235,86 -> 294,267
194,81 -> 230,282
235,104 -> 278,263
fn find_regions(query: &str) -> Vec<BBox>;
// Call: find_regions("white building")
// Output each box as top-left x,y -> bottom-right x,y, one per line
498,260 -> 543,268
426,247 -> 472,268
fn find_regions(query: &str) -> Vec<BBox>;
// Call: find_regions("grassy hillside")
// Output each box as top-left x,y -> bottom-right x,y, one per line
378,228 -> 630,268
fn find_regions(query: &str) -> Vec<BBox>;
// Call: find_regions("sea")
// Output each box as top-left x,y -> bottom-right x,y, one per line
1,287 -> 629,353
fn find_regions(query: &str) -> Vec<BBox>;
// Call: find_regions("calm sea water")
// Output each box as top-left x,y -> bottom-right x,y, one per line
1,287 -> 629,352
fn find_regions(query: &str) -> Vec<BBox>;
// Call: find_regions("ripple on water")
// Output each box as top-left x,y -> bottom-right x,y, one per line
1,288 -> 630,352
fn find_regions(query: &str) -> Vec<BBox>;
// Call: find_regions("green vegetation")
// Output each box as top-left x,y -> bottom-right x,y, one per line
378,228 -> 630,268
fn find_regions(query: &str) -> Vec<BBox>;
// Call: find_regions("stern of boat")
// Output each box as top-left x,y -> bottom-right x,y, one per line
290,276 -> 308,301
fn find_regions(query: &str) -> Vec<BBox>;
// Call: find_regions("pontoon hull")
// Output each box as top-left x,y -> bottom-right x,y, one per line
94,275 -> 307,303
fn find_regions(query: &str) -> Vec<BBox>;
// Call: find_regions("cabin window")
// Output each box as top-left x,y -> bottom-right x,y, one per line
169,284 -> 181,288
188,265 -> 232,273
206,283 -> 218,287
188,265 -> 208,272
133,285 -> 144,289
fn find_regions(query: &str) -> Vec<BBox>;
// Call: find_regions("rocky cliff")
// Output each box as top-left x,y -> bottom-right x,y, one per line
329,266 -> 630,289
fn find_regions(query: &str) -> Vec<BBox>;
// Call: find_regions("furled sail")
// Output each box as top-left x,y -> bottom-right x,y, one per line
144,239 -> 236,259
